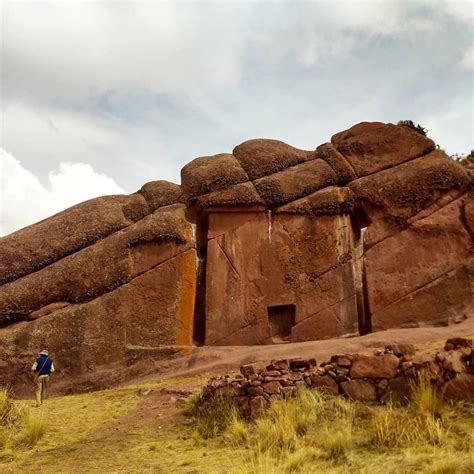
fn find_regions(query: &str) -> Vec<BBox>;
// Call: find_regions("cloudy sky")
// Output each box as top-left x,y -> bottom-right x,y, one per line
1,0 -> 473,236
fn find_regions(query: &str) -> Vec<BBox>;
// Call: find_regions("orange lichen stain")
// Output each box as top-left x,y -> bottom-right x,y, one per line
336,187 -> 345,202
175,247 -> 197,349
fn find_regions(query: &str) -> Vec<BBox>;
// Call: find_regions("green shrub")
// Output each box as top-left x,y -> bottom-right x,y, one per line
397,120 -> 428,136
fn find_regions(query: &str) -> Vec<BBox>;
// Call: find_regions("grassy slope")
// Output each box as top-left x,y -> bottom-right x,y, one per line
0,376 -> 240,473
0,375 -> 473,473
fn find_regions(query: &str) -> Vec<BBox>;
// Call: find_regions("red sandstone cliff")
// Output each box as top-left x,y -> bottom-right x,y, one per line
0,121 -> 472,393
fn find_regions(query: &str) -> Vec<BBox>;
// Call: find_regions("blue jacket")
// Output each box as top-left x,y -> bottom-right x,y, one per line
35,356 -> 53,376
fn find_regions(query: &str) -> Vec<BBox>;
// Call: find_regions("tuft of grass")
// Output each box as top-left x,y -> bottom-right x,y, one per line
411,376 -> 445,418
181,391 -> 201,417
0,447 -> 16,462
372,402 -> 448,448
431,457 -> 470,473
190,430 -> 207,447
233,387 -> 357,472
0,388 -> 21,428
320,421 -> 353,460
0,426 -> 9,450
284,448 -> 315,473
225,415 -> 248,445
235,449 -> 282,474
184,393 -> 236,439
372,404 -> 445,448
431,457 -> 474,474
371,377 -> 449,449
14,412 -> 47,449
0,389 -> 11,425
1,387 -> 46,453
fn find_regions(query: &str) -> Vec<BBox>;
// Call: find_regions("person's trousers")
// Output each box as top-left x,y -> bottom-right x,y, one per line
35,375 -> 49,406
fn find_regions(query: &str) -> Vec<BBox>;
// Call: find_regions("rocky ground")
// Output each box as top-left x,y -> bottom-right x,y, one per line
1,322 -> 474,473
135,317 -> 474,384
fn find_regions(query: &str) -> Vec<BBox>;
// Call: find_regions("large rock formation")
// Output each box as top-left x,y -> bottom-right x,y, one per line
0,121 -> 472,394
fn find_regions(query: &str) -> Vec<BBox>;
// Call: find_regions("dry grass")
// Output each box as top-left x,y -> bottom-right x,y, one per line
0,376 -> 473,473
184,392 -> 237,439
411,375 -> 445,416
13,412 -> 47,448
0,388 -> 22,428
0,387 -> 47,452
0,427 -> 9,450
220,383 -> 472,473
372,405 -> 446,447
372,377 -> 448,448
225,415 -> 249,445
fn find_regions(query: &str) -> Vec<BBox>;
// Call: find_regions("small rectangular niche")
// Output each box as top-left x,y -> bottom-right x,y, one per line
267,305 -> 296,342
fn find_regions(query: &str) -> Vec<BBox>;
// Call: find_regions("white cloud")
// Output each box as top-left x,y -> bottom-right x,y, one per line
459,46 -> 474,69
1,0 -> 472,236
0,149 -> 125,236
2,0 -> 448,105
445,0 -> 474,25
3,2 -> 246,103
2,102 -> 124,166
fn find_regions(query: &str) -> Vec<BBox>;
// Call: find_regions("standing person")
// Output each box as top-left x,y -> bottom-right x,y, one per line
31,349 -> 55,407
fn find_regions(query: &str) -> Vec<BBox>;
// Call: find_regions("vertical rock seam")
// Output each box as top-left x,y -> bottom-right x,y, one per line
351,208 -> 372,334
192,212 -> 209,345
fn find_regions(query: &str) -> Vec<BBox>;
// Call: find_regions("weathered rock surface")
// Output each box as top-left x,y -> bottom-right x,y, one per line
443,374 -> 474,400
139,180 -> 186,211
204,212 -> 358,345
0,194 -> 149,286
233,139 -> 313,180
253,159 -> 338,208
0,121 -> 471,394
181,153 -> 248,198
350,354 -> 400,379
309,374 -> 339,395
366,196 -> 473,330
200,342 -> 474,418
341,379 -> 377,401
349,150 -> 470,243
331,121 -> 435,176
275,186 -> 355,217
194,182 -> 264,210
314,143 -> 357,184
0,248 -> 196,392
0,205 -> 192,327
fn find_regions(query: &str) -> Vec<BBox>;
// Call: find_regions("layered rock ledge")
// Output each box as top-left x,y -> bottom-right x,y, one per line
0,121 -> 472,394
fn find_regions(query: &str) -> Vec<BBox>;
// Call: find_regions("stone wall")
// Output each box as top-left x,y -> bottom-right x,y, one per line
201,339 -> 474,417
204,210 -> 358,344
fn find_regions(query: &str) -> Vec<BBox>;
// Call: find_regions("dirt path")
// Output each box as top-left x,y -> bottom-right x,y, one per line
134,317 -> 474,383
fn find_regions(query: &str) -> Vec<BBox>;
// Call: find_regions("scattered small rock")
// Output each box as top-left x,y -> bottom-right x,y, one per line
138,388 -> 152,397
